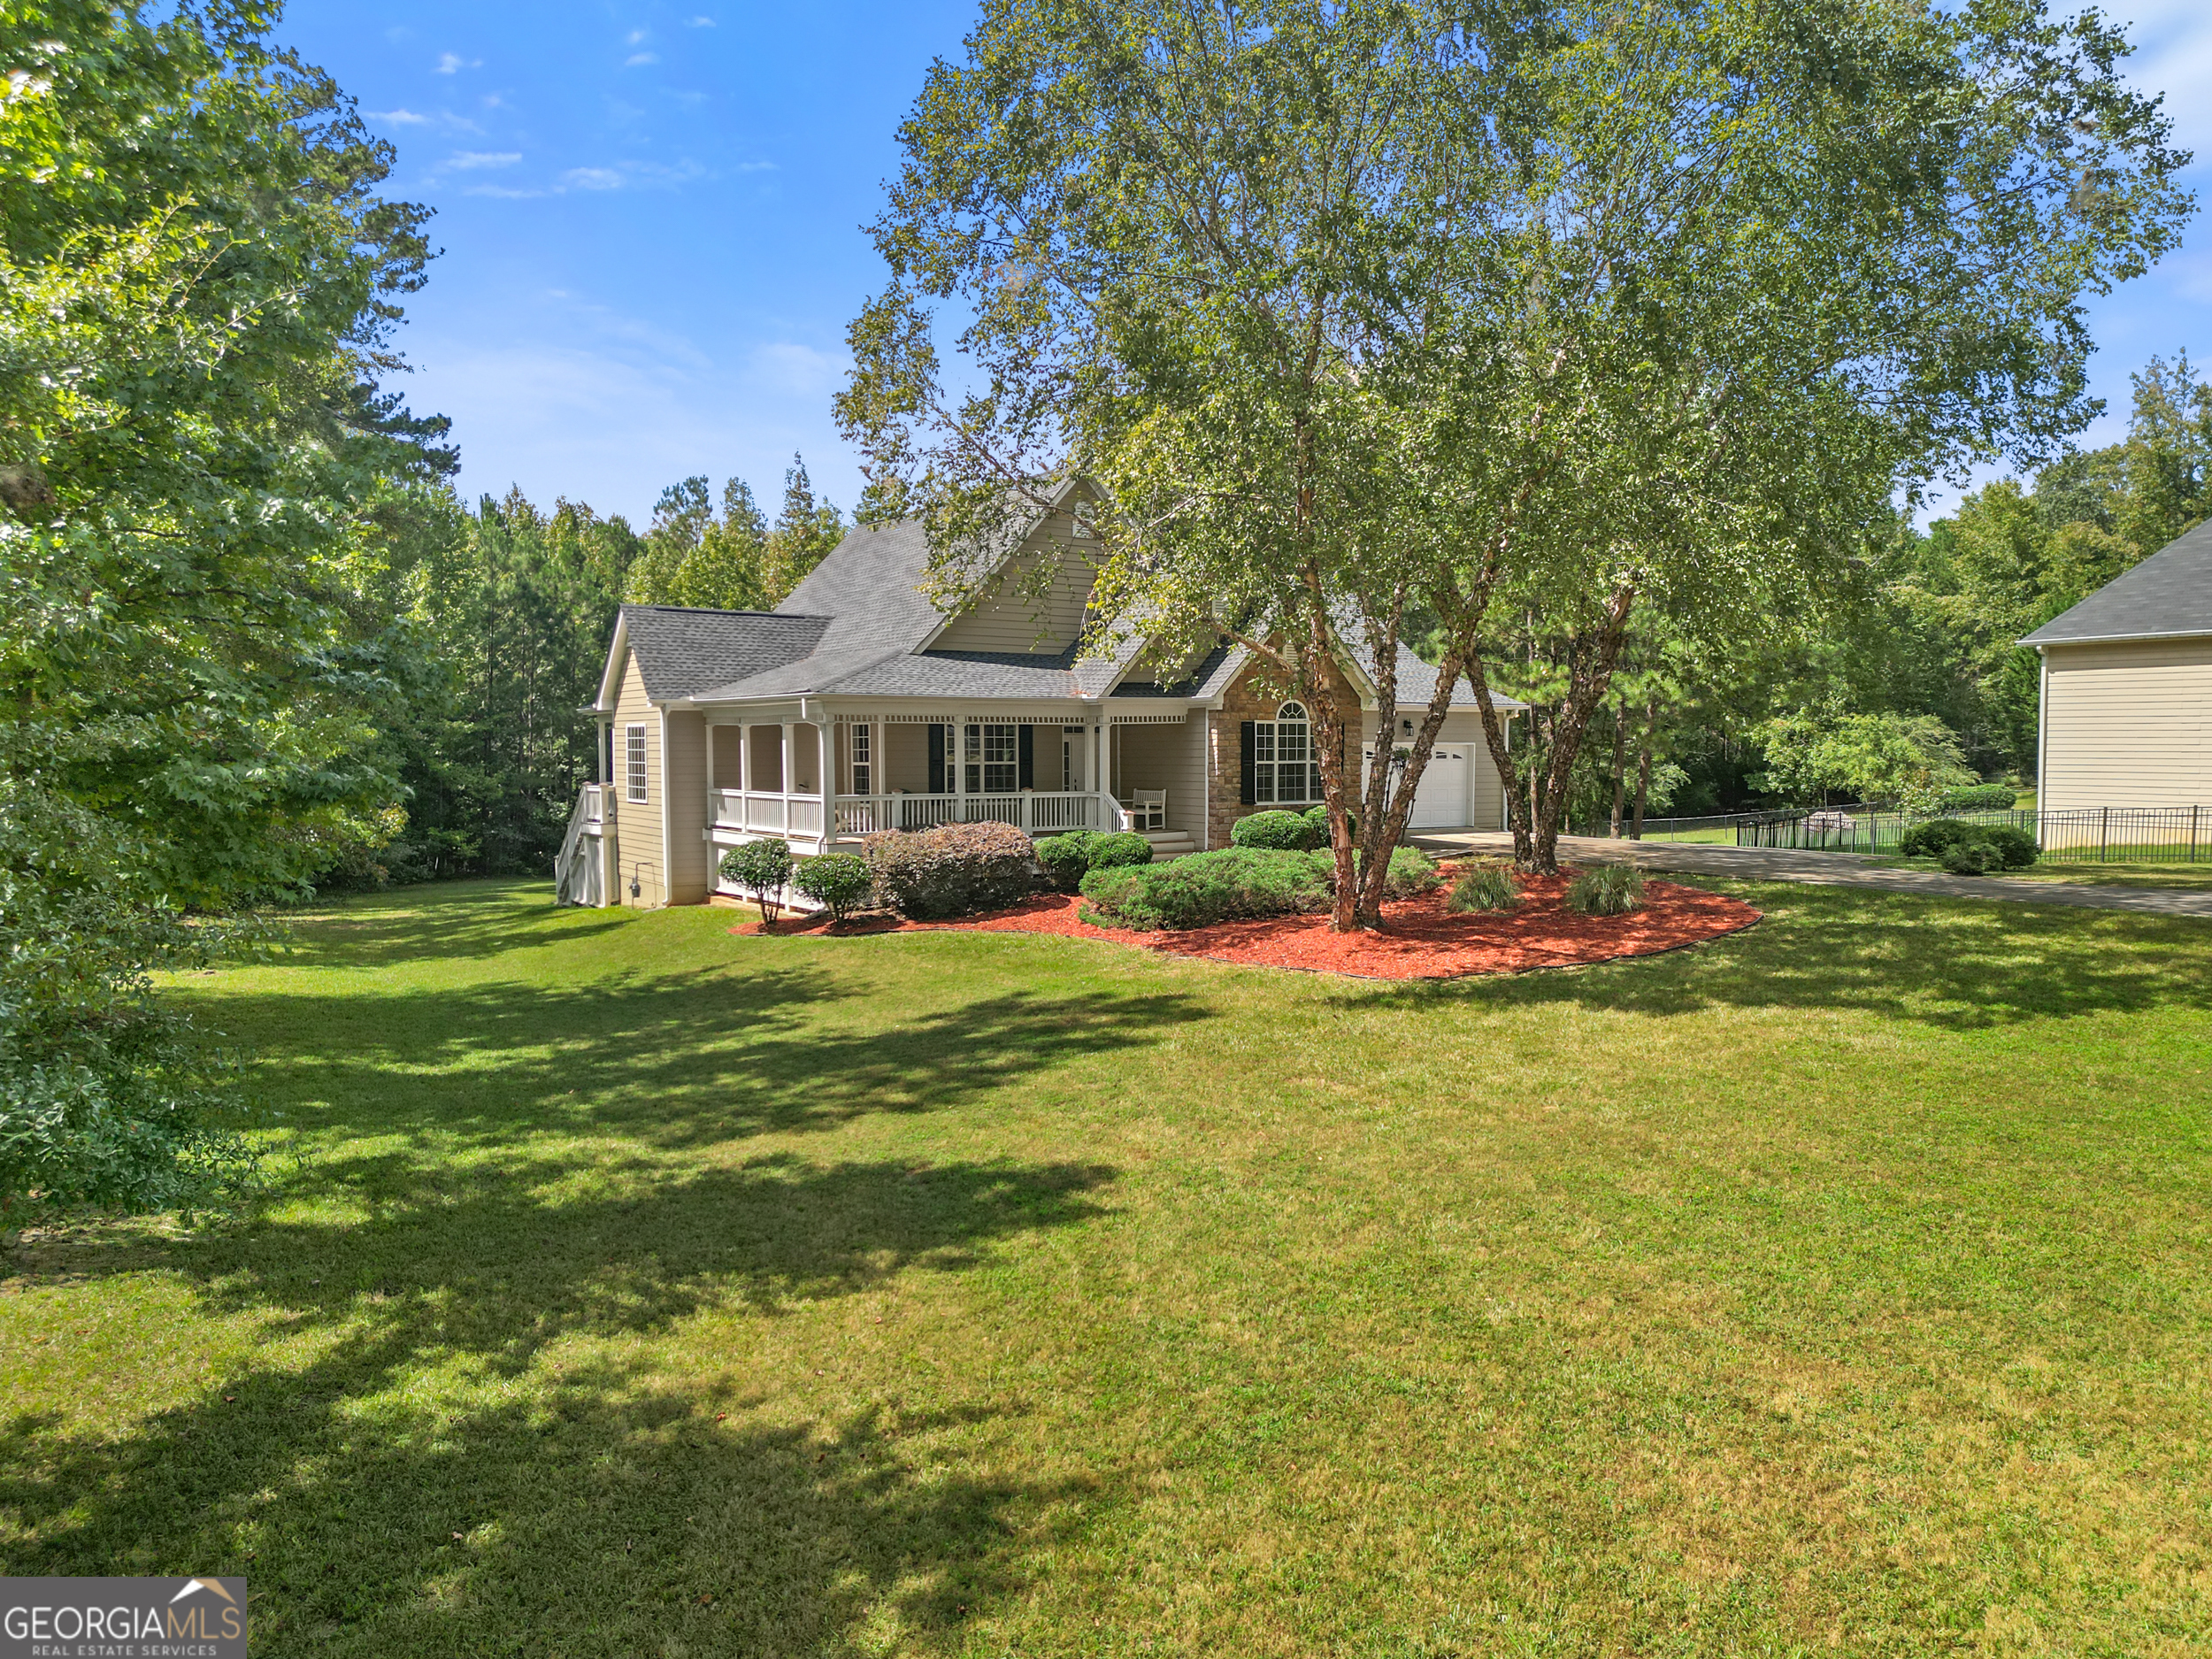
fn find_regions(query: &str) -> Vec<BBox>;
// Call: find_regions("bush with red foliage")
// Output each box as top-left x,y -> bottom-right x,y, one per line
862,819 -> 1039,919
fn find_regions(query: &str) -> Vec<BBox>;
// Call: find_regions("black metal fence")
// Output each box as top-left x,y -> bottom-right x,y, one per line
1576,804 -> 2212,864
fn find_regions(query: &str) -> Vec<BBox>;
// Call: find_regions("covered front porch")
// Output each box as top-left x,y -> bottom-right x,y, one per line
702,710 -> 1200,860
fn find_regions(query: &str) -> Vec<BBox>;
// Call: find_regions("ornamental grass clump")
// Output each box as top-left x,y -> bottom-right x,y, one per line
789,852 -> 873,921
719,838 -> 794,923
1079,848 -> 1330,931
863,820 -> 1038,919
1567,864 -> 1646,917
1448,860 -> 1520,913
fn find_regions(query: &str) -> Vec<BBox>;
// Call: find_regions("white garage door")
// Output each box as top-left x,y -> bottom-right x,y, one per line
1408,745 -> 1472,828
1362,745 -> 1476,828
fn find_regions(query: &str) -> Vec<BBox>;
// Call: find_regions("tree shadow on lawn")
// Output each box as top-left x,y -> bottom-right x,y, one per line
1366,880 -> 2212,1031
240,963 -> 1203,1152
1,1154 -> 1118,1653
265,879 -> 632,971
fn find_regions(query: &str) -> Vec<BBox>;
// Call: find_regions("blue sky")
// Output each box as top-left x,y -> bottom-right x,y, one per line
284,0 -> 2212,529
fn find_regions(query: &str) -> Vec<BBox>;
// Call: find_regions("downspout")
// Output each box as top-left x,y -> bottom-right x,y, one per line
2036,646 -> 2049,833
658,708 -> 673,908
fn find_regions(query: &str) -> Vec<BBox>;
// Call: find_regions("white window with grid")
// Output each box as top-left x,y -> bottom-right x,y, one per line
964,723 -> 1018,794
1253,703 -> 1323,804
849,723 -> 872,795
625,724 -> 649,803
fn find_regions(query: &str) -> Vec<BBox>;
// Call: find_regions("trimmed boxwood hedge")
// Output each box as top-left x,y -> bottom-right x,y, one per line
1231,810 -> 1316,851
1077,843 -> 1440,930
1035,829 -> 1152,893
1079,848 -> 1331,930
1935,782 -> 2017,811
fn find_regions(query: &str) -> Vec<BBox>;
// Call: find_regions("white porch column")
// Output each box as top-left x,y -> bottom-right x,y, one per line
818,719 -> 835,845
780,722 -> 794,802
954,718 -> 967,817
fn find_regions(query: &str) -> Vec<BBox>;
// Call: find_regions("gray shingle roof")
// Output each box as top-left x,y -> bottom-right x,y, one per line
2023,519 -> 2212,645
620,605 -> 828,701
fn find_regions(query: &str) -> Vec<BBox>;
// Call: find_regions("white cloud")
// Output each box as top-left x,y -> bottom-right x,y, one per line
626,52 -> 658,66
687,14 -> 715,25
434,51 -> 480,74
561,167 -> 626,191
462,183 -> 549,200
372,107 -> 434,126
748,342 -> 849,397
443,150 -> 521,170
626,28 -> 649,44
732,160 -> 776,173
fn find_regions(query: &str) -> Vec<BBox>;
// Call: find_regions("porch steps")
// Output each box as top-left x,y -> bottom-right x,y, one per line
1141,829 -> 1197,859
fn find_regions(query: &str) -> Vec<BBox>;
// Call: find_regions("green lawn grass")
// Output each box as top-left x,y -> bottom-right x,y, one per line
1867,855 -> 2212,892
4,878 -> 2210,1655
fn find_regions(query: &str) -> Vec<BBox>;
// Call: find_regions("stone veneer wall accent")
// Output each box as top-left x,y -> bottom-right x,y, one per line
1204,657 -> 1362,850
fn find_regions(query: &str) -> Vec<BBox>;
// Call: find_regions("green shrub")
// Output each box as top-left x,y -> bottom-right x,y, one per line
1448,861 -> 1521,913
719,838 -> 794,922
1378,845 -> 1442,898
1978,824 -> 2038,868
790,852 -> 873,920
1302,804 -> 1341,847
1034,831 -> 1097,893
1899,818 -> 1979,859
863,820 -> 1038,919
1231,810 -> 1314,851
1940,839 -> 2001,876
1079,847 -> 1330,931
1566,864 -> 1645,916
1936,782 -> 2017,811
1086,830 -> 1155,870
1902,818 -> 2037,871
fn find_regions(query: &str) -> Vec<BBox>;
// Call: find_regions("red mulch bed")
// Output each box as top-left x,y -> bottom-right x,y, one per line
727,866 -> 1760,981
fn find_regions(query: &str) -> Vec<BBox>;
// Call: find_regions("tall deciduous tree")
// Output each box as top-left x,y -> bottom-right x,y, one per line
0,1 -> 446,1217
839,0 -> 1462,930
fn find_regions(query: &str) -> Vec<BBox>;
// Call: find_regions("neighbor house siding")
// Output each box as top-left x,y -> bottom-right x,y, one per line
663,709 -> 710,904
611,649 -> 664,908
931,524 -> 1099,654
2041,638 -> 2212,811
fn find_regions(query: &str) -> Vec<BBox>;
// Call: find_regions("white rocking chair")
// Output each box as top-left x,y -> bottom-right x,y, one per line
1125,789 -> 1166,833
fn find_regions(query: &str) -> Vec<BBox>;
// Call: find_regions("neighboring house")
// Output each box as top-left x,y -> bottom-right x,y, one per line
556,480 -> 1518,908
2024,518 -> 2212,812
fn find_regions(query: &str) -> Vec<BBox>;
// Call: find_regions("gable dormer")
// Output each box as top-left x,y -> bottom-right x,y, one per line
926,484 -> 1106,656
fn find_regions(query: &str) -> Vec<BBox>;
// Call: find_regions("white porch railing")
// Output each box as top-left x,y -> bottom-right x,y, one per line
831,791 -> 1110,839
712,789 -> 828,836
714,788 -> 1120,844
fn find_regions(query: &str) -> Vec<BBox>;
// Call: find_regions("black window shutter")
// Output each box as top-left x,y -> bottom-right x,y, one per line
1240,721 -> 1256,804
926,724 -> 945,794
1018,725 -> 1034,789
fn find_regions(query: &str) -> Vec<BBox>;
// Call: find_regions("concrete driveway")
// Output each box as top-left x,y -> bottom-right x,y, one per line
1409,831 -> 2212,920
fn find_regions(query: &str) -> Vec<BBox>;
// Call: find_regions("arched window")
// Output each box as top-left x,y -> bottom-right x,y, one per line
1253,702 -> 1322,804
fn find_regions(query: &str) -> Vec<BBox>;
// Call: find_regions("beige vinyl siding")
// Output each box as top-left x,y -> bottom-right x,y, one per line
880,723 -> 932,793
2042,638 -> 2212,811
663,709 -> 710,903
1112,718 -> 1206,836
611,650 -> 664,908
931,529 -> 1099,653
